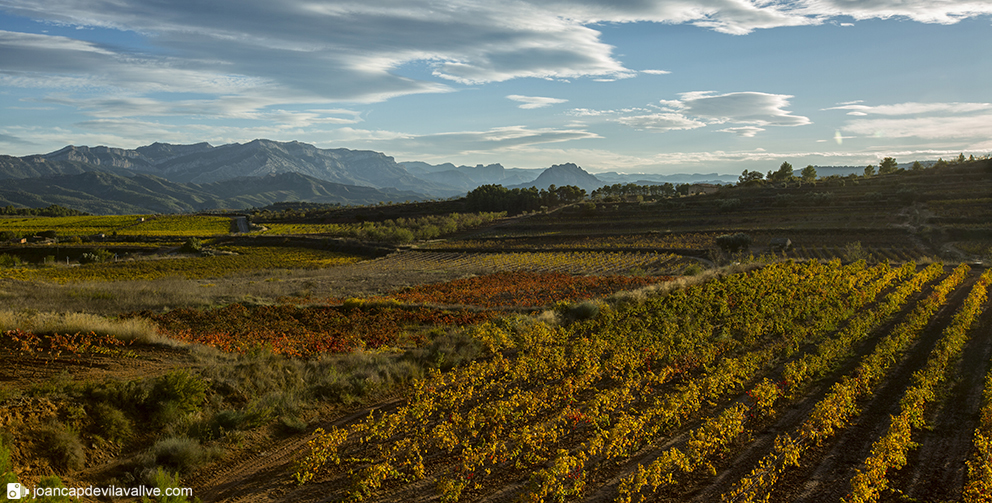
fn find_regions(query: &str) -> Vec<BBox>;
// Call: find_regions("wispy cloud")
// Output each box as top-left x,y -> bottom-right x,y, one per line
330,125 -> 600,158
607,91 -> 809,135
825,101 -> 992,116
841,113 -> 992,140
717,126 -> 765,137
507,94 -> 569,109
677,91 -> 810,127
614,113 -> 706,132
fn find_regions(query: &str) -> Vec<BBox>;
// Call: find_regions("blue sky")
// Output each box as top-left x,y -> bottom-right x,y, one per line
1,1 -> 990,175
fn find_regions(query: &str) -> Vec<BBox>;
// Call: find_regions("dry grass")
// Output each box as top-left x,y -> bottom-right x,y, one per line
0,309 -> 177,345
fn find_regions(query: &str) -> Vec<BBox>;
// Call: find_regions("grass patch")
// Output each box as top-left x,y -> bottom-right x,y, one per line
0,310 -> 173,345
39,421 -> 85,472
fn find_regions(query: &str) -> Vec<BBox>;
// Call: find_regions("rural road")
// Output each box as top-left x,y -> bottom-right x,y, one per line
234,216 -> 249,233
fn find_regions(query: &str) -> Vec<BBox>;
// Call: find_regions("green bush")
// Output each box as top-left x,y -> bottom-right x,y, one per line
408,331 -> 483,371
717,198 -> 742,212
0,254 -> 22,267
139,436 -> 216,476
277,414 -> 308,435
148,371 -> 207,424
562,301 -> 601,323
716,233 -> 753,253
140,467 -> 194,503
89,403 -> 133,443
1,437 -> 15,485
683,263 -> 704,276
79,249 -> 114,264
179,238 -> 203,254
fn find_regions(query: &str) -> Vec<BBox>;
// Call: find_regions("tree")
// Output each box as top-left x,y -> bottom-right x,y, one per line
879,157 -> 898,174
738,170 -> 764,185
957,153 -> 966,163
911,160 -> 924,171
801,165 -> 817,183
769,161 -> 794,183
864,165 -> 876,177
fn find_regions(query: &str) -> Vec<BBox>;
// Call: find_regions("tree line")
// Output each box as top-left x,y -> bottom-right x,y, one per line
465,184 -> 587,214
740,153 -> 981,187
0,204 -> 88,217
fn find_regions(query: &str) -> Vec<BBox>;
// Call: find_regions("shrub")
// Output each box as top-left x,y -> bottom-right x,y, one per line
147,370 -> 207,423
89,403 -> 133,444
141,467 -> 193,503
683,263 -> 704,276
0,254 -> 22,267
39,421 -> 86,472
79,249 -> 114,264
179,238 -> 202,254
562,301 -> 601,323
807,192 -> 834,205
409,330 -> 483,371
717,198 -> 742,212
844,241 -> 873,263
716,233 -> 753,254
139,436 -> 213,475
1,437 -> 14,485
277,414 -> 308,436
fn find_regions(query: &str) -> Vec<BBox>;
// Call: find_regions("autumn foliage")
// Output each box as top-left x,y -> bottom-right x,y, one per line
367,271 -> 670,308
138,303 -> 494,357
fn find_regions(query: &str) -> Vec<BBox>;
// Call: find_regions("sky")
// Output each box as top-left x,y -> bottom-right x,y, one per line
1,0 -> 991,175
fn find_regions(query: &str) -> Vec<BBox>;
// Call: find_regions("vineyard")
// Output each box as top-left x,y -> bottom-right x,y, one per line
0,214 -> 232,237
353,251 -> 691,276
273,260 -> 992,503
359,271 -> 670,309
0,246 -> 361,282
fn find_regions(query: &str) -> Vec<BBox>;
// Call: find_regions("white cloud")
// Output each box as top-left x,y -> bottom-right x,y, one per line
841,113 -> 992,140
825,101 -> 992,115
335,125 -> 601,159
717,126 -> 765,137
614,113 -> 706,132
507,94 -> 569,109
678,91 -> 811,126
797,0 -> 992,25
641,69 -> 671,75
611,91 -> 809,135
566,108 -> 617,117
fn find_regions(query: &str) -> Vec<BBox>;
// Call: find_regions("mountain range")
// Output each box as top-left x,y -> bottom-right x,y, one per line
0,139 -> 737,214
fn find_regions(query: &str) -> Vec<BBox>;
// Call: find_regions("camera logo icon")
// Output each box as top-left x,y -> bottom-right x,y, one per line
7,482 -> 29,499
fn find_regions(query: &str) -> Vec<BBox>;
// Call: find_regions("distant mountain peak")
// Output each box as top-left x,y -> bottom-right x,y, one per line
512,162 -> 604,192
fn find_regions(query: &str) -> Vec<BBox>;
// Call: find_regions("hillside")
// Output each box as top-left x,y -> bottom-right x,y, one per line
0,170 -> 425,214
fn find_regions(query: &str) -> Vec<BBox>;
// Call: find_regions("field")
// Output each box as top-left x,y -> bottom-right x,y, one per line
0,159 -> 990,503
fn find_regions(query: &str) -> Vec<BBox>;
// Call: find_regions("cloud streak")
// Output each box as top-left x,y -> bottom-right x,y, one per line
602,91 -> 809,135
507,94 -> 569,109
